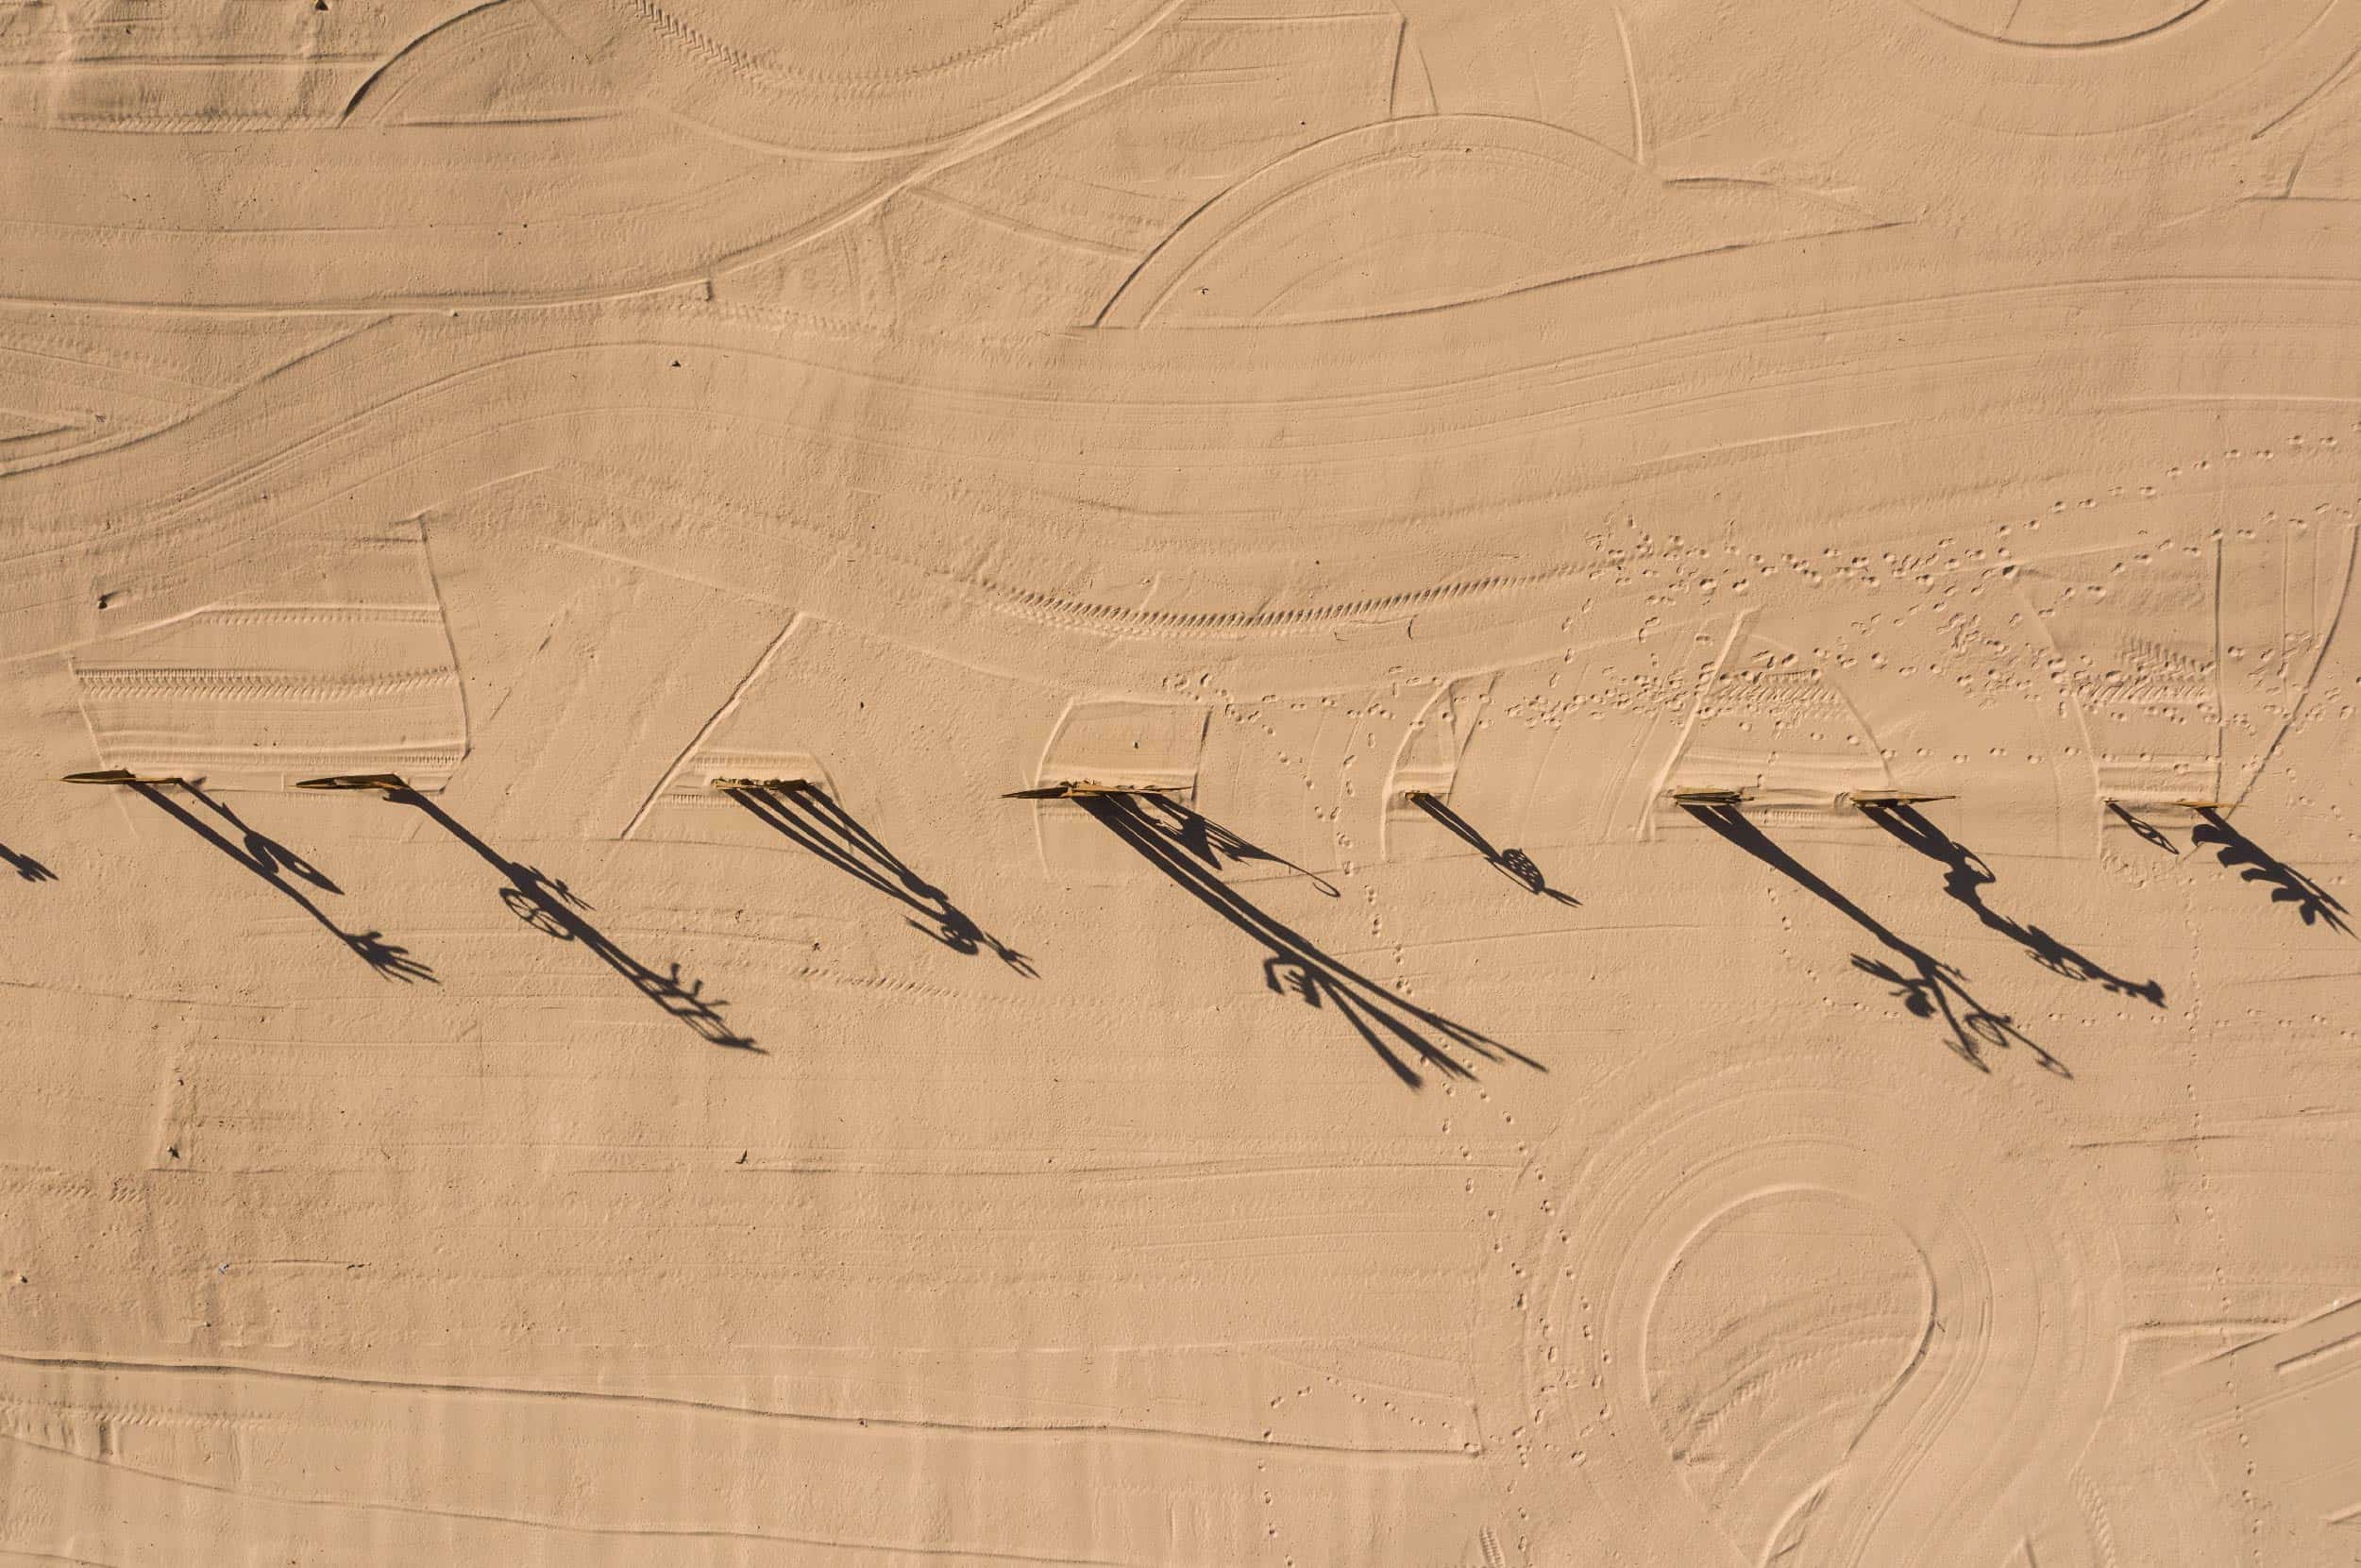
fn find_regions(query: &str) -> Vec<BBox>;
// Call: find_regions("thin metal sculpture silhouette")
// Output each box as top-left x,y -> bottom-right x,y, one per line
298,775 -> 754,1047
724,779 -> 1032,973
2105,800 -> 2180,854
1684,799 -> 2066,1075
70,771 -> 430,981
1070,789 -> 1535,1087
1,841 -> 55,882
1405,791 -> 1577,905
1859,799 -> 2164,1004
2190,807 -> 2350,935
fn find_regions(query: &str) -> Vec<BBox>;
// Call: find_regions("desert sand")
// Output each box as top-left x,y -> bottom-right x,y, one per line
3,2 -> 2361,1563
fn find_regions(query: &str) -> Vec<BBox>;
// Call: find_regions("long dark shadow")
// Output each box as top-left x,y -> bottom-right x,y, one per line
2191,808 -> 2350,935
1077,791 -> 1538,1088
728,783 -> 1033,974
1091,790 -> 1342,897
2107,801 -> 2179,855
1682,802 -> 2066,1077
2,841 -> 55,882
128,784 -> 433,983
1863,802 -> 2164,1004
181,784 -> 343,894
1408,793 -> 1579,905
388,787 -> 755,1050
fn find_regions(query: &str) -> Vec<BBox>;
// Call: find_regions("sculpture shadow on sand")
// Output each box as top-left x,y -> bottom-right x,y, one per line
1077,790 -> 1538,1088
728,781 -> 1033,974
1684,801 -> 2067,1077
388,787 -> 755,1050
130,783 -> 434,984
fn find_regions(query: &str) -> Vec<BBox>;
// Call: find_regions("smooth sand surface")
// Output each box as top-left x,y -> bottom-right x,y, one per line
5,4 -> 2361,1563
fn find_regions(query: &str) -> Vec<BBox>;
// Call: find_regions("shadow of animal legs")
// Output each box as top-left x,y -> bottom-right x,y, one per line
1863,803 -> 2164,1004
728,784 -> 1032,974
127,785 -> 432,982
2191,810 -> 2351,935
389,789 -> 754,1048
1683,803 -> 2065,1076
2,841 -> 56,882
1079,792 -> 1537,1087
1408,794 -> 1578,905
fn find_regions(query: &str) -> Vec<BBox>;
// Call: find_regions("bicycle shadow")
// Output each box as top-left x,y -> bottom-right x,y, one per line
389,787 -> 754,1049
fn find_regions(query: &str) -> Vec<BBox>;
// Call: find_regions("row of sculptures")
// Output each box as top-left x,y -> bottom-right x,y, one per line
20,767 -> 2342,1088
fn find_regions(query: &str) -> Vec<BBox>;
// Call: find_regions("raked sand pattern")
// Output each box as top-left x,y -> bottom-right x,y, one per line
5,2 -> 2361,1563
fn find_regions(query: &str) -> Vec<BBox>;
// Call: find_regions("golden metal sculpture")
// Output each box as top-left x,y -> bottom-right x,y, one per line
1667,786 -> 1750,807
62,768 -> 191,787
1002,782 -> 1172,800
294,774 -> 413,792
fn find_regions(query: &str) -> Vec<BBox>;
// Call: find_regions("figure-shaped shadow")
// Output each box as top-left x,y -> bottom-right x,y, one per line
181,785 -> 341,893
2191,808 -> 2350,935
1683,803 -> 2066,1077
1862,802 -> 2164,1004
1076,791 -> 1537,1087
727,783 -> 1033,974
1408,793 -> 1579,906
127,784 -> 433,982
388,787 -> 754,1049
2,841 -> 56,882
